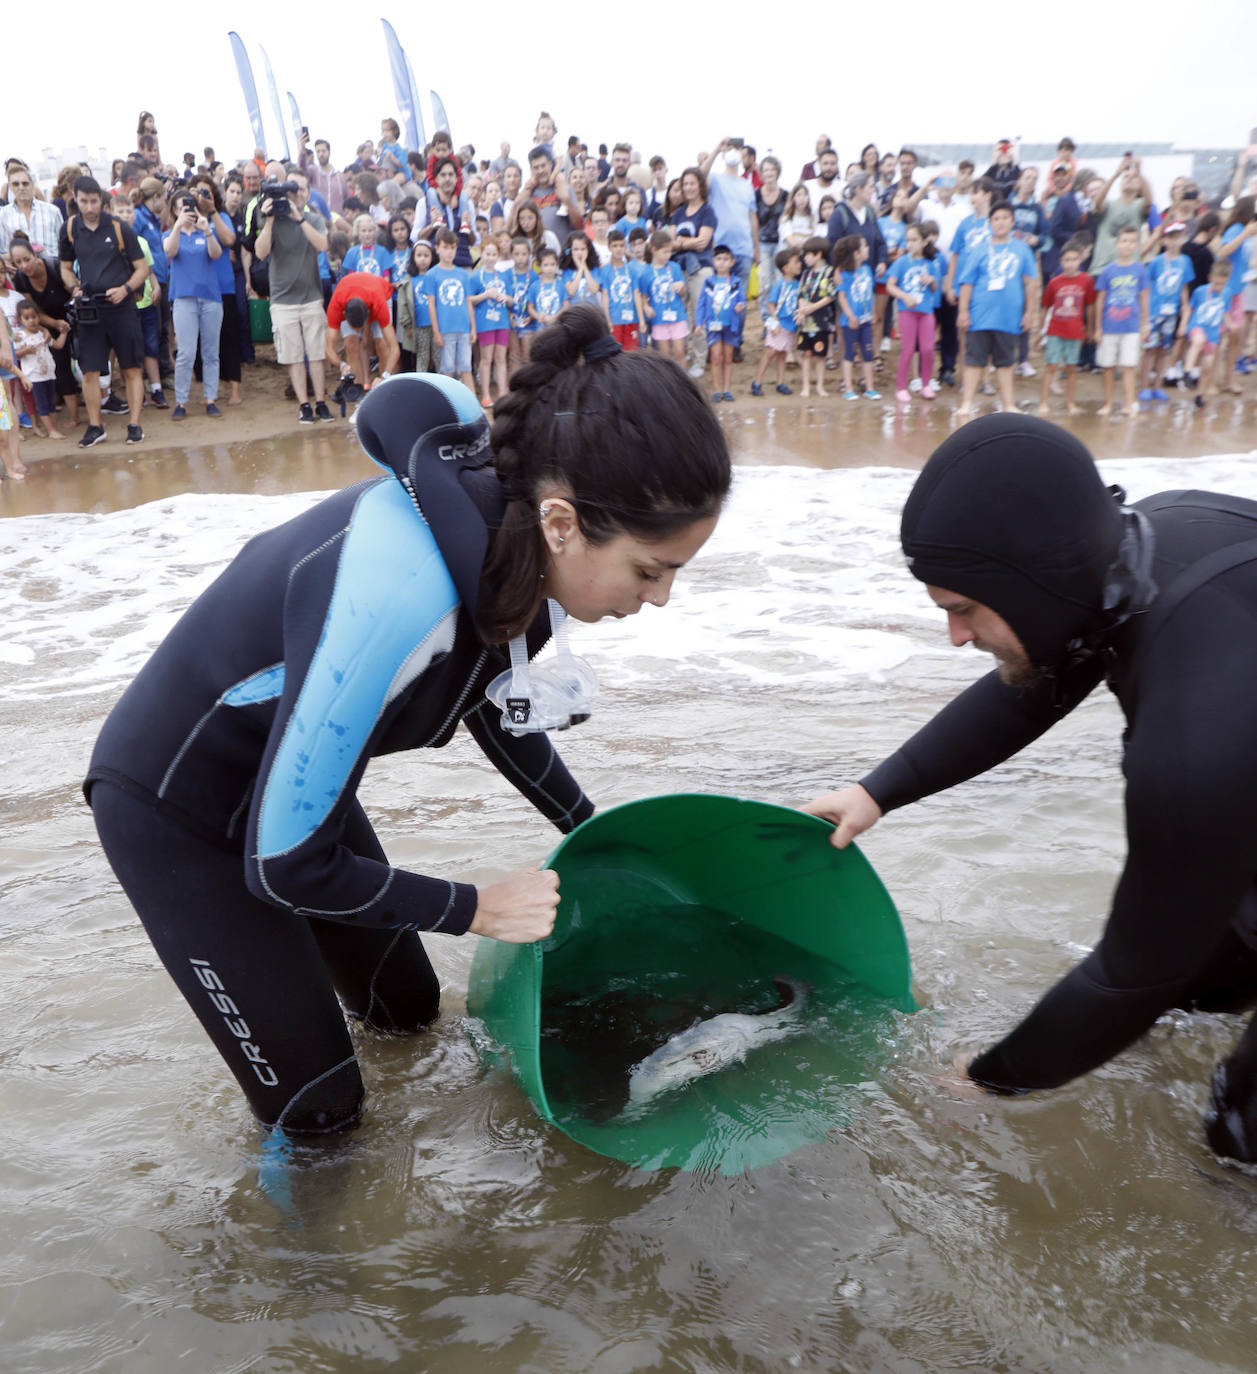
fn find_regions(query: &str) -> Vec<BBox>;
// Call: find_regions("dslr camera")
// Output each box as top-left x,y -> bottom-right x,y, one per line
260,178 -> 299,220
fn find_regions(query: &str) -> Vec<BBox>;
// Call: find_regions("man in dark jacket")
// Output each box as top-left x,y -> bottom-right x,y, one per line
805,414 -> 1257,1165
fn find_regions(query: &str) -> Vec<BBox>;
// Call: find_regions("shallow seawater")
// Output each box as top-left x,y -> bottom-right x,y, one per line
3,444 -> 1257,1370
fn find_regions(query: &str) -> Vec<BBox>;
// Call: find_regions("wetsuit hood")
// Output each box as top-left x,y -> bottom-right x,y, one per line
900,414 -> 1153,669
354,374 -> 506,618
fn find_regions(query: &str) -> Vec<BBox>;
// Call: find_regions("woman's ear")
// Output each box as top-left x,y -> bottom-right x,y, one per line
538,496 -> 579,553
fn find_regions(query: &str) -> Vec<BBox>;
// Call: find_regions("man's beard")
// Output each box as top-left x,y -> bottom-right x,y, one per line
991,646 -> 1042,690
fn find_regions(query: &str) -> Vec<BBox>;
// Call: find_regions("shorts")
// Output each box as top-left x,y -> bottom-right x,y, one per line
841,320 -> 874,362
802,330 -> 830,358
76,301 -> 144,373
0,380 -> 12,431
1227,292 -> 1246,330
1144,316 -> 1178,351
764,323 -> 796,353
439,332 -> 472,375
652,320 -> 687,342
612,322 -> 640,350
478,328 -> 510,349
1188,327 -> 1218,357
339,319 -> 385,340
964,329 -> 1017,369
271,299 -> 328,365
138,304 -> 160,359
706,327 -> 737,347
1044,335 -> 1082,366
1097,332 -> 1140,369
30,378 -> 57,416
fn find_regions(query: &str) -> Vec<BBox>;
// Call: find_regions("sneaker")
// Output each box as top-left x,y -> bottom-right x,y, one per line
722,391 -> 734,402
880,337 -> 892,352
750,381 -> 763,396
125,424 -> 143,445
922,384 -> 938,400
101,392 -> 128,414
1016,361 -> 1036,378
298,401 -> 315,424
172,404 -> 187,421
863,389 -> 882,401
18,412 -> 32,429
939,370 -> 956,387
775,383 -> 793,395
895,389 -> 913,403
688,363 -> 706,379
1137,388 -> 1154,402
908,377 -> 923,393
78,424 -> 107,448
480,395 -> 494,408
711,390 -> 723,403
1151,388 -> 1169,401
842,390 -> 860,401
149,388 -> 168,409
315,400 -> 334,422
1195,395 -> 1206,409
980,380 -> 996,395
205,402 -> 223,419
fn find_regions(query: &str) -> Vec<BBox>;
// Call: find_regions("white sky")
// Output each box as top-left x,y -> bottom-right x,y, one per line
20,2 -> 1257,186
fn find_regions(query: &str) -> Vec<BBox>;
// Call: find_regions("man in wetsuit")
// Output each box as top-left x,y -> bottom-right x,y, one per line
805,413 -> 1257,1163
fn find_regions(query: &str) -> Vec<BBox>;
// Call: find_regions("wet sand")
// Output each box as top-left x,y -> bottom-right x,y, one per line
2,335 -> 1254,517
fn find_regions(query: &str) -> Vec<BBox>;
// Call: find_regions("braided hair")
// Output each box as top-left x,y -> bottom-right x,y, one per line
479,302 -> 731,642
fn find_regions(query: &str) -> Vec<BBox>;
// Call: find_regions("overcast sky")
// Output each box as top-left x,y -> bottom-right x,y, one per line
22,2 -> 1257,184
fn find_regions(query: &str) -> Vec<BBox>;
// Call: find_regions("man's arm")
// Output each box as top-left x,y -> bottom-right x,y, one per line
301,211 -> 329,254
254,202 -> 275,261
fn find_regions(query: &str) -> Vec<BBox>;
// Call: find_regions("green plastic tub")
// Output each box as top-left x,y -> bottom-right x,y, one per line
248,297 -> 273,343
466,794 -> 916,1174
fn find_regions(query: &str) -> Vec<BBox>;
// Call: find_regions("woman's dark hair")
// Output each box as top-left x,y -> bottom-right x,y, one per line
679,166 -> 708,203
507,197 -> 546,258
1224,196 -> 1255,231
189,174 -> 224,213
559,232 -> 594,272
356,172 -> 380,204
860,143 -> 879,171
663,177 -> 684,214
478,302 -> 731,642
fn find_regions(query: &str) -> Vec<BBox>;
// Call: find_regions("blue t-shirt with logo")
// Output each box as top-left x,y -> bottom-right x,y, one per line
957,238 -> 1036,333
950,213 -> 991,261
528,276 -> 565,323
409,274 -> 431,328
887,253 -> 942,313
768,277 -> 799,331
639,262 -> 687,323
1187,284 -> 1228,343
1147,253 -> 1193,318
502,266 -> 538,331
563,266 -> 601,305
599,261 -> 640,324
614,215 -> 649,242
341,243 -> 392,280
391,247 -> 411,289
422,265 -> 472,334
1220,223 -> 1253,302
1096,260 -> 1149,334
879,217 -> 907,258
469,266 -> 509,331
838,264 -> 875,324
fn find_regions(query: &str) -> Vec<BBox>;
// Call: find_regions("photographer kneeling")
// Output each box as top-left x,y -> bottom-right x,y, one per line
58,176 -> 151,447
324,270 -> 401,407
253,170 -> 331,424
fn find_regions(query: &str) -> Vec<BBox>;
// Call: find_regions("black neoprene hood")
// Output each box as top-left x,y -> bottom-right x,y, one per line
900,414 -> 1124,668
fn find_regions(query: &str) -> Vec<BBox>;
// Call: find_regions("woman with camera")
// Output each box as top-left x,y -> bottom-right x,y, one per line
163,187 -> 224,420
188,175 -> 242,407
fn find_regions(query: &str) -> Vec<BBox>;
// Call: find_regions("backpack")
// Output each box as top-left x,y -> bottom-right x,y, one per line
66,214 -> 131,260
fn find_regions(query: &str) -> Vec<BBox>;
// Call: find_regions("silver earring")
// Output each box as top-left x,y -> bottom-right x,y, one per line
557,536 -> 565,545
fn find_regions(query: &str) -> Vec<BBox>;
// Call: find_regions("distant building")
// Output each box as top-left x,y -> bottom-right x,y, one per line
32,147 -> 112,189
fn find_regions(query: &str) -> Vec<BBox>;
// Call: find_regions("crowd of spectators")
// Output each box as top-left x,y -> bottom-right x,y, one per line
1,111 -> 1255,479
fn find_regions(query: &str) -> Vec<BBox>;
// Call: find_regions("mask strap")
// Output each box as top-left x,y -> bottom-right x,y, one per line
502,599 -> 568,728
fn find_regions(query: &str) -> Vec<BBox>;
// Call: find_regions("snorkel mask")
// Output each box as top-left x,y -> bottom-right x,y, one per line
485,598 -> 599,734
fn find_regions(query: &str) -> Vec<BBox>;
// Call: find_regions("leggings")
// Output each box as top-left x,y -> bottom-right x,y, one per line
896,311 -> 936,391
90,780 -> 441,1136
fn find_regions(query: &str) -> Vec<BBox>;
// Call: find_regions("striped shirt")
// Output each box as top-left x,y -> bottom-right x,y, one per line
0,199 -> 65,261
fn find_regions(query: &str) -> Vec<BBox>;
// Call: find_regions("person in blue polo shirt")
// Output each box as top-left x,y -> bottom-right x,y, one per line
956,201 -> 1037,419
163,188 -> 224,421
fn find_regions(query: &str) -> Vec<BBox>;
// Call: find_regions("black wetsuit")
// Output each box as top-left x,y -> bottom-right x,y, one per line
86,376 -> 592,1135
863,488 -> 1257,1100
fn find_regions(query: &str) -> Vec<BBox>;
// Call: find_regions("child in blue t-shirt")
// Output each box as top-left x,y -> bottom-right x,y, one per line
1180,259 -> 1233,407
423,229 -> 475,390
341,215 -> 392,279
388,216 -> 412,291
1094,226 -> 1150,416
405,240 -> 435,373
598,230 -> 643,350
527,248 -> 565,330
694,244 -> 746,401
1140,224 -> 1193,401
751,247 -> 801,397
469,237 -> 510,406
635,231 -> 688,364
833,235 -> 878,401
877,187 -> 911,354
502,236 -> 539,376
885,224 -> 942,402
614,187 -> 650,243
561,233 -> 602,305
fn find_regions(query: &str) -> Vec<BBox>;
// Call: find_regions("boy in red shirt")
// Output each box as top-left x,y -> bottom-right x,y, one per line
1037,236 -> 1096,416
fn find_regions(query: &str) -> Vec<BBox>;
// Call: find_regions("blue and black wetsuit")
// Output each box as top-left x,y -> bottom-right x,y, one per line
85,375 -> 593,1135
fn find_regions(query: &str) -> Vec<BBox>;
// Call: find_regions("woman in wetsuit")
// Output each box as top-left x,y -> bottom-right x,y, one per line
86,303 -> 731,1137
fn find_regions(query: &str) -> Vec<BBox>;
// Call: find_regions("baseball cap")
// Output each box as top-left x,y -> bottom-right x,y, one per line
1163,221 -> 1188,235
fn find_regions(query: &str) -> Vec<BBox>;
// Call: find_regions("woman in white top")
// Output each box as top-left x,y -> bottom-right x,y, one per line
779,183 -> 816,250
